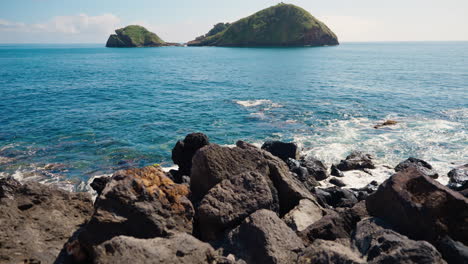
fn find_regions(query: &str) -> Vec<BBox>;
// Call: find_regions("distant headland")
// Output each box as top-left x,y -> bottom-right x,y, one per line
106,25 -> 181,48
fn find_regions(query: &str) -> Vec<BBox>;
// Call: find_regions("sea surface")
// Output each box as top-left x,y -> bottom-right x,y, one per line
0,42 -> 467,191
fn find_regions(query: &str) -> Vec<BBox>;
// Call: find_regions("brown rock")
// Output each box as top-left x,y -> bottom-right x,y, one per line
298,239 -> 365,264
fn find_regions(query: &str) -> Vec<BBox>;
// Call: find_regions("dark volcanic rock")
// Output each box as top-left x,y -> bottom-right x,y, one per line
261,141 -> 299,161
0,177 -> 93,264
78,166 -> 194,249
366,167 -> 468,245
314,187 -> 358,208
329,177 -> 346,187
350,180 -> 379,201
286,158 -> 319,192
90,176 -> 111,196
395,157 -> 439,179
196,171 -> 277,241
94,233 -> 240,264
300,156 -> 329,181
436,236 -> 468,264
298,239 -> 365,264
172,133 -> 209,179
448,164 -> 468,191
353,218 -> 446,264
331,164 -> 344,177
191,142 -> 313,215
336,151 -> 375,171
226,209 -> 304,264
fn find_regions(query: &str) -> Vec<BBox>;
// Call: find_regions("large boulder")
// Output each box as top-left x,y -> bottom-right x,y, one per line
448,164 -> 468,191
300,156 -> 329,181
172,133 -> 210,178
93,233 -> 240,264
298,239 -> 365,264
191,142 -> 313,215
195,171 -> 277,241
77,166 -> 194,250
336,151 -> 375,171
395,157 -> 439,179
282,199 -> 324,232
0,177 -> 93,264
353,218 -> 446,264
261,141 -> 299,161
225,209 -> 304,264
366,167 -> 468,245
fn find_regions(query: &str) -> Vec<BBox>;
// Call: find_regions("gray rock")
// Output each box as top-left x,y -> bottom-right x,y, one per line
172,133 -> 210,179
298,239 -> 365,264
314,187 -> 358,208
331,164 -> 345,177
94,233 -> 241,264
283,199 -> 324,232
330,177 -> 346,187
300,156 -> 329,181
226,209 -> 304,264
353,218 -> 446,264
337,151 -> 375,171
436,236 -> 468,264
0,177 -> 93,264
286,158 -> 319,192
448,164 -> 468,191
196,171 -> 277,241
261,141 -> 300,161
395,157 -> 439,179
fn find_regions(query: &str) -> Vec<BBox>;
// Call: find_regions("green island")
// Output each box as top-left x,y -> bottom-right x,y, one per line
106,25 -> 180,48
188,3 -> 338,47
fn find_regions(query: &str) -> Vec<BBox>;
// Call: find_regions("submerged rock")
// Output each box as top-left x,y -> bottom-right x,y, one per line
366,167 -> 468,245
0,177 -> 93,264
374,120 -> 398,129
395,157 -> 439,179
188,3 -> 338,47
447,164 -> 468,191
225,209 -> 304,264
261,140 -> 300,161
336,151 -> 375,171
172,132 -> 210,180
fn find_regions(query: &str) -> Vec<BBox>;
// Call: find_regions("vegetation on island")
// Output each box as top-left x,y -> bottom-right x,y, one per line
106,25 -> 166,47
188,3 -> 338,47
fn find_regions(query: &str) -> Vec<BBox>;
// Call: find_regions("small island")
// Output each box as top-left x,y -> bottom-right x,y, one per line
106,25 -> 180,48
188,3 -> 338,47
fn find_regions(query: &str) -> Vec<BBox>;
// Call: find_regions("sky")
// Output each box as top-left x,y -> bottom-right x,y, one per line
0,0 -> 467,43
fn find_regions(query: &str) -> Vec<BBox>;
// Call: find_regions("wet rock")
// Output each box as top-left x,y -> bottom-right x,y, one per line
314,187 -> 358,208
0,177 -> 93,264
435,236 -> 468,264
90,176 -> 111,196
366,167 -> 468,244
395,157 -> 439,179
448,164 -> 468,191
350,181 -> 379,201
331,164 -> 344,177
336,151 -> 375,171
191,143 -> 313,215
78,166 -> 194,249
172,133 -> 210,178
286,158 -> 319,192
261,140 -> 300,161
283,199 -> 324,232
298,239 -> 365,264
94,233 -> 240,264
196,171 -> 277,241
329,177 -> 346,187
300,201 -> 368,243
353,218 -> 446,264
300,156 -> 329,181
226,209 -> 304,264
374,120 -> 398,129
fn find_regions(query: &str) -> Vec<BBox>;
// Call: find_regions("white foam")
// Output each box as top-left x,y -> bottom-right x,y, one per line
235,99 -> 272,107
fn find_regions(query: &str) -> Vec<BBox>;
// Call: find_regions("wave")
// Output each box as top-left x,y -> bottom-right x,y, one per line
234,99 -> 283,108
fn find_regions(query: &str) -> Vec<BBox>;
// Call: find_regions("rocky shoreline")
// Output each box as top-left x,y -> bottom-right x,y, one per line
1,133 -> 467,264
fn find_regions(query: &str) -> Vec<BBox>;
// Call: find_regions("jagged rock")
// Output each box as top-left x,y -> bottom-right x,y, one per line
196,171 -> 277,241
353,218 -> 446,264
94,233 -> 241,264
300,201 -> 368,244
78,166 -> 194,249
298,239 -> 365,264
436,236 -> 468,264
90,176 -> 111,196
283,199 -> 324,232
191,142 -> 313,215
366,167 -> 468,245
226,209 -> 304,264
374,120 -> 398,129
336,151 -> 375,171
0,177 -> 93,264
300,156 -> 329,181
261,141 -> 299,161
172,133 -> 210,179
286,158 -> 319,192
395,157 -> 439,179
314,187 -> 358,208
331,164 -> 344,177
330,177 -> 346,187
350,181 -> 379,201
448,164 -> 468,191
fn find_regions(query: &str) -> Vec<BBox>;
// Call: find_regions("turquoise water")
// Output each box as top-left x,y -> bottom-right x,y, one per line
0,42 -> 467,189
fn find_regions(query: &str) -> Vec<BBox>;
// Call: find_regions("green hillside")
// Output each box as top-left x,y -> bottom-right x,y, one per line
106,25 -> 165,47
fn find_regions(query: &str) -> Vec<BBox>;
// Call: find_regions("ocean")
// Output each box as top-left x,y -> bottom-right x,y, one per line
0,42 -> 467,191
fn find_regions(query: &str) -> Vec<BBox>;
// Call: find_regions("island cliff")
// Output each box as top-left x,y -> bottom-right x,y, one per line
188,3 -> 338,47
106,25 -> 180,48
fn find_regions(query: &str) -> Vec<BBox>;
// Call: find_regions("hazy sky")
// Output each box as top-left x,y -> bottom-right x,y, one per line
1,0 -> 467,43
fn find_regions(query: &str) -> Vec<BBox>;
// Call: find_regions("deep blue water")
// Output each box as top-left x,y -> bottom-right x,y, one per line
0,42 -> 467,189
